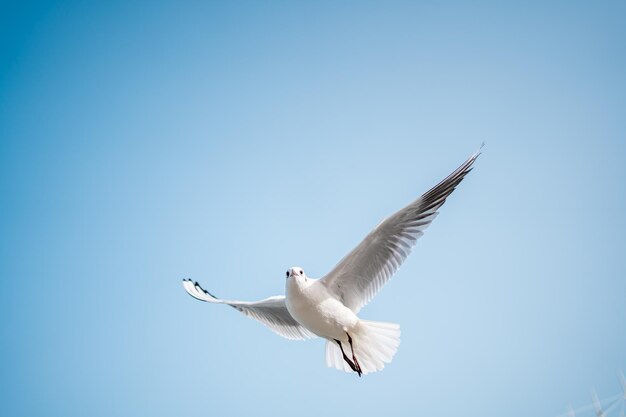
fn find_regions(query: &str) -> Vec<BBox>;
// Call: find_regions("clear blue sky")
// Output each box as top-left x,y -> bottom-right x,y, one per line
1,1 -> 625,416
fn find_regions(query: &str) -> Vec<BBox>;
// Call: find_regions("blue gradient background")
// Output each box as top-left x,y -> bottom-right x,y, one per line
1,2 -> 625,416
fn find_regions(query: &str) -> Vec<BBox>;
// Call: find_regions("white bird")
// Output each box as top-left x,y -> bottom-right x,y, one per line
183,147 -> 481,376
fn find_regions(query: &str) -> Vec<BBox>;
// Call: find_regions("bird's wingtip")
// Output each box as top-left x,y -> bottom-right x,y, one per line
469,142 -> 485,162
476,141 -> 485,156
182,278 -> 221,303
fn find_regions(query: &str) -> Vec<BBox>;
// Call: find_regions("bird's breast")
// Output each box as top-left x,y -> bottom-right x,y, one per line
285,279 -> 358,339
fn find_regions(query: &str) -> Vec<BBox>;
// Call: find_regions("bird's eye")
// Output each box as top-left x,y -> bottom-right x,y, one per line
285,270 -> 289,278
300,270 -> 303,275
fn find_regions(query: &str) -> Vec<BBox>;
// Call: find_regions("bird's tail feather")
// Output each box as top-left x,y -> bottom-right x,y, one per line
325,320 -> 400,375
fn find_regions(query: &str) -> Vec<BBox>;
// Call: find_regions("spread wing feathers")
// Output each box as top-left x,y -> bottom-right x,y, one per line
320,147 -> 481,313
182,279 -> 316,340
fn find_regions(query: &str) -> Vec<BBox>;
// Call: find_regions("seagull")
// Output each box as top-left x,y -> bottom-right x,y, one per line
183,147 -> 481,376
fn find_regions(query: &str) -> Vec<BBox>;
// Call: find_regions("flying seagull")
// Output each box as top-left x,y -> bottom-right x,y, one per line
183,147 -> 481,376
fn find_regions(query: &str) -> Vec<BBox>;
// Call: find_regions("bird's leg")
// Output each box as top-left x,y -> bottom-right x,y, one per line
345,333 -> 362,377
334,339 -> 361,377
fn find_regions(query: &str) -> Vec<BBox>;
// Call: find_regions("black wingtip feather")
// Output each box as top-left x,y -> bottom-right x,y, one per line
194,281 -> 218,299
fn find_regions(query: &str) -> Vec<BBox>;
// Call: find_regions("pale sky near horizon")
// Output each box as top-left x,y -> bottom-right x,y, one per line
1,1 -> 625,417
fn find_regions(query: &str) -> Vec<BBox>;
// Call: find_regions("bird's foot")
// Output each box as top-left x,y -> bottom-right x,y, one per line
335,338 -> 362,377
353,355 -> 362,377
346,332 -> 362,377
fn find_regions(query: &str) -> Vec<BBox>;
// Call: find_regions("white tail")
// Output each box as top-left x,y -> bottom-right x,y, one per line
325,320 -> 400,375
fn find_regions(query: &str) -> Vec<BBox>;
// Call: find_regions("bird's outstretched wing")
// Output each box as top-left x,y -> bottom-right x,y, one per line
320,147 -> 481,313
182,279 -> 316,340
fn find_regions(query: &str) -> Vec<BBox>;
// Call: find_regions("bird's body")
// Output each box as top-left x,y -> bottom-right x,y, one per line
283,267 -> 401,375
285,272 -> 358,341
183,146 -> 481,376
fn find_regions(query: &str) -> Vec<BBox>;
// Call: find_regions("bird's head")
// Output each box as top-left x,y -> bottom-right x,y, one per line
286,267 -> 307,282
